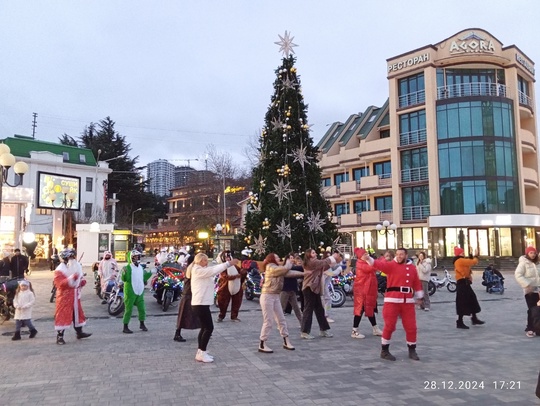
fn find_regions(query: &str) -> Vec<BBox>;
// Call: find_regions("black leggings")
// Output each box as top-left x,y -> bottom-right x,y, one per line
353,312 -> 377,328
525,292 -> 540,331
192,305 -> 213,351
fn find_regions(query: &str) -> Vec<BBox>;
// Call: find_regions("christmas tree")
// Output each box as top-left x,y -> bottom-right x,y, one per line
242,31 -> 338,259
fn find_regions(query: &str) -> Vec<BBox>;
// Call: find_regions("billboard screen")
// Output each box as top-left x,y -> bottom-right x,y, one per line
37,171 -> 81,211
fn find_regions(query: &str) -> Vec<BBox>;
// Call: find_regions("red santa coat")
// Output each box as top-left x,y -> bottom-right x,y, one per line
353,259 -> 378,317
373,258 -> 423,344
54,260 -> 87,330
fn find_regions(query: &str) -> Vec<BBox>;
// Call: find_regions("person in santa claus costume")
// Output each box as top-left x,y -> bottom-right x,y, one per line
366,247 -> 423,361
98,250 -> 118,304
54,248 -> 92,345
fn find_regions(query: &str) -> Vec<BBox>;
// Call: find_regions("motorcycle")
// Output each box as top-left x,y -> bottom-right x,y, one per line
152,266 -> 184,312
49,254 -> 60,271
0,278 -> 18,322
330,272 -> 355,308
244,267 -> 262,301
93,262 -> 102,299
428,267 -> 457,296
108,278 -> 125,316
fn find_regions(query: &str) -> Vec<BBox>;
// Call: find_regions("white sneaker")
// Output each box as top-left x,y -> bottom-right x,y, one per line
300,332 -> 315,340
195,350 -> 214,363
319,330 -> 333,338
526,331 -> 536,338
351,330 -> 365,339
326,317 -> 335,323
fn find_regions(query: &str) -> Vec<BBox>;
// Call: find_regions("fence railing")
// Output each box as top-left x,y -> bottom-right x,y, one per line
437,82 -> 507,100
401,166 -> 429,183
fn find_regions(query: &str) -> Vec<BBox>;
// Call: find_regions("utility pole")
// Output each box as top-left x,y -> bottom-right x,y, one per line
32,113 -> 38,139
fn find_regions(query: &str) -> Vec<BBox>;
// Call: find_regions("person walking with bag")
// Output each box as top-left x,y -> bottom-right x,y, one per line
515,246 -> 540,337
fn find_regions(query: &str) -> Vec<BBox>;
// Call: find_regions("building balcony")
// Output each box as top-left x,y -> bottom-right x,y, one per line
400,129 -> 427,147
518,90 -> 533,108
520,128 -> 536,153
401,166 -> 429,183
398,90 -> 425,109
402,205 -> 430,221
339,180 -> 360,194
437,82 -> 507,100
359,174 -> 392,193
522,167 -> 539,189
322,185 -> 339,198
360,210 -> 394,225
338,213 -> 361,226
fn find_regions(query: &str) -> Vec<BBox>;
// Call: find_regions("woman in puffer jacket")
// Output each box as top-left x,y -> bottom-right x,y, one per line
515,246 -> 540,337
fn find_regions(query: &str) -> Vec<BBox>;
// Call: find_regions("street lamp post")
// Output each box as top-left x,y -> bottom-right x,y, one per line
0,144 -> 29,221
49,186 -> 76,247
131,208 -> 142,248
215,223 -> 223,255
376,220 -> 397,250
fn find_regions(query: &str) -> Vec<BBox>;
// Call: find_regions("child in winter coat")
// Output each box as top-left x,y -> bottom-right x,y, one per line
12,280 -> 37,340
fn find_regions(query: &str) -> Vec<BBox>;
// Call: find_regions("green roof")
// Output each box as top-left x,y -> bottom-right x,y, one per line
2,135 -> 97,166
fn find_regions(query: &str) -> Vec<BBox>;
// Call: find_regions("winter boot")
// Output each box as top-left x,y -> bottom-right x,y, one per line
408,344 -> 420,361
29,329 -> 38,339
173,329 -> 186,342
123,324 -> 133,334
380,344 -> 396,361
258,340 -> 273,353
283,336 -> 295,350
56,331 -> 65,345
456,320 -> 470,329
75,327 -> 92,339
471,315 -> 485,325
372,325 -> 383,336
11,331 -> 21,341
140,321 -> 148,332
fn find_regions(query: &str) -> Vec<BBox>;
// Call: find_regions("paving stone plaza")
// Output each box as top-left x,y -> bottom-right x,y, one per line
0,266 -> 538,405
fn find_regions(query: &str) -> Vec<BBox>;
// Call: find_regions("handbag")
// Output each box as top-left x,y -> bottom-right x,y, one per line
227,265 -> 241,295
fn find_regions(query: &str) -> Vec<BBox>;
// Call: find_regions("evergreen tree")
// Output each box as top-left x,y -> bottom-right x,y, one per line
242,32 -> 337,259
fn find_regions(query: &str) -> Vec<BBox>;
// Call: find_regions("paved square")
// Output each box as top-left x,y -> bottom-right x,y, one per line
0,268 -> 537,405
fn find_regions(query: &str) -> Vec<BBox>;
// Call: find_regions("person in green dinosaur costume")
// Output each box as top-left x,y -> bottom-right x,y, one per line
122,249 -> 154,333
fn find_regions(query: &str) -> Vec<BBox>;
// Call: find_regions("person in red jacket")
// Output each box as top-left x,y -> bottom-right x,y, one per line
367,247 -> 423,361
351,247 -> 382,339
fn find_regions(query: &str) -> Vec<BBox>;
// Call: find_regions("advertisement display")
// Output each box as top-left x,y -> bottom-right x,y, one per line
37,171 -> 81,211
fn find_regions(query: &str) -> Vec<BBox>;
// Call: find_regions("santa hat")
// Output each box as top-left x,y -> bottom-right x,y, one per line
354,247 -> 367,258
454,247 -> 464,256
525,246 -> 537,255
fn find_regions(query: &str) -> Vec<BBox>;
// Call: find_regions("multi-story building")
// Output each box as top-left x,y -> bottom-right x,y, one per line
174,166 -> 196,188
317,28 -> 539,259
1,135 -> 111,257
147,159 -> 175,197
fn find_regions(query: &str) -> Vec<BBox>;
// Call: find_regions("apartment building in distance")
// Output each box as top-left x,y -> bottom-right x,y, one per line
317,28 -> 539,259
146,159 -> 175,197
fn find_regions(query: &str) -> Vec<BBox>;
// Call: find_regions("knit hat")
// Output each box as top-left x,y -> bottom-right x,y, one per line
354,247 -> 367,258
454,247 -> 464,256
525,246 -> 537,255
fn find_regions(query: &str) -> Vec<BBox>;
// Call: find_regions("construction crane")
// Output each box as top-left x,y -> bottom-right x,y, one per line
169,158 -> 200,167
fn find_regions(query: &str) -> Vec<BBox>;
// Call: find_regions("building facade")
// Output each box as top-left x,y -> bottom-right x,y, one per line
317,28 -> 539,258
1,135 -> 111,258
147,159 -> 175,197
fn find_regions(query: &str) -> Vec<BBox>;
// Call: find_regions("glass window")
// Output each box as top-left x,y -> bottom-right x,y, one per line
380,129 -> 390,139
335,203 -> 350,216
398,73 -> 425,108
62,152 -> 69,162
353,200 -> 370,213
375,196 -> 392,211
334,173 -> 349,186
374,161 -> 391,178
321,178 -> 331,187
79,154 -> 86,163
352,167 -> 369,181
84,203 -> 92,218
86,177 -> 93,192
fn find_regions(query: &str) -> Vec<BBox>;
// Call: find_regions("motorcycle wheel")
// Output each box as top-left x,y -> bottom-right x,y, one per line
330,287 -> 346,308
108,296 -> 125,316
50,287 -> 57,303
245,286 -> 254,300
428,281 -> 436,296
163,290 -> 173,312
447,282 -> 457,293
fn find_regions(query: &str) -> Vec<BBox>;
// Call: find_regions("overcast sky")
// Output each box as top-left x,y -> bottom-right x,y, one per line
1,1 -> 539,171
